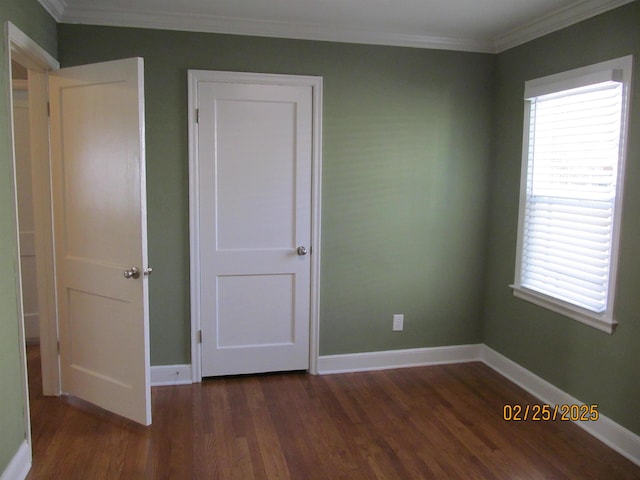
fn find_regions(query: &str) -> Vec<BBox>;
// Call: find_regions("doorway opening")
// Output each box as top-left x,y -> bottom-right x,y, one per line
10,56 -> 48,447
7,24 -> 154,468
12,60 -> 38,346
6,21 -> 61,467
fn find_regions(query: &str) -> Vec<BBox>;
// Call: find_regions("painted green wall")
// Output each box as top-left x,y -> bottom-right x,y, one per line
57,26 -> 495,364
0,0 -> 56,473
1,2 -> 638,471
484,1 -> 640,435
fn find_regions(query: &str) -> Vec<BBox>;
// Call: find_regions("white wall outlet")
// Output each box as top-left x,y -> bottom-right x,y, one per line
393,314 -> 404,331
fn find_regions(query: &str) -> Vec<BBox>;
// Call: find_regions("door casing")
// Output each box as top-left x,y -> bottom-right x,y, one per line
188,70 -> 323,379
7,22 -> 60,394
6,21 -> 60,463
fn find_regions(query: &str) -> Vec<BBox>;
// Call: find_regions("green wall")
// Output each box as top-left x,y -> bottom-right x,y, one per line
0,0 -> 56,473
1,1 -> 639,472
57,26 -> 495,364
484,1 -> 640,435
57,12 -> 639,440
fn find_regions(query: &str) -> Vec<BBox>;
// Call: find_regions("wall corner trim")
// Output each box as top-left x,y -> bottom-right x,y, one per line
481,345 -> 640,467
1,440 -> 31,480
150,364 -> 193,387
317,344 -> 483,374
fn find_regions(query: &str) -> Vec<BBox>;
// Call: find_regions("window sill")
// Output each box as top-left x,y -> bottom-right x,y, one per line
510,286 -> 616,335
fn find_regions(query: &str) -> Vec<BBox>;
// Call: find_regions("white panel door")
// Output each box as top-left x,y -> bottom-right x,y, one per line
49,58 -> 151,425
196,74 -> 313,376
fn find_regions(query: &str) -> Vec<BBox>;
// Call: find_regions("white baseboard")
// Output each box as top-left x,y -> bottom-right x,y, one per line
146,345 -> 639,466
150,364 -> 193,386
481,345 -> 640,467
317,344 -> 483,374
1,440 -> 31,480
317,343 -> 639,467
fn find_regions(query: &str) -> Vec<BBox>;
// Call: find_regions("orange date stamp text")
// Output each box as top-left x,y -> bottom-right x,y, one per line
502,404 -> 599,422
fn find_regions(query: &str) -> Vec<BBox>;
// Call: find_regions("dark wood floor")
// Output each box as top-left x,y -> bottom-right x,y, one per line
25,346 -> 640,479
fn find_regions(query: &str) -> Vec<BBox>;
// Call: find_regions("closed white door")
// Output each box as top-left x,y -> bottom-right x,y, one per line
193,72 -> 315,376
49,58 -> 151,425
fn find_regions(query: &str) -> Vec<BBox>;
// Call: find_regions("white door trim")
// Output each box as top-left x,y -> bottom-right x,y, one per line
188,70 -> 323,380
7,23 -> 60,398
5,21 -> 60,472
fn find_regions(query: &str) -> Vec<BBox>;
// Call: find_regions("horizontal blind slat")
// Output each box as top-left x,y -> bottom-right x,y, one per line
525,260 -> 607,286
524,250 -> 608,276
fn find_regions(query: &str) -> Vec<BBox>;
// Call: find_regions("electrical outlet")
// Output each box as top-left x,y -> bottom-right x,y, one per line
393,314 -> 404,331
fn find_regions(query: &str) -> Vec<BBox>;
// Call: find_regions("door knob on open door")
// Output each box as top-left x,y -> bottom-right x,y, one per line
123,266 -> 140,279
297,246 -> 308,256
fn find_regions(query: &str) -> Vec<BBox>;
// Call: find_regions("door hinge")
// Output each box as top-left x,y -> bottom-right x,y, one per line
195,108 -> 199,124
47,102 -> 50,117
56,340 -> 60,355
197,330 -> 202,344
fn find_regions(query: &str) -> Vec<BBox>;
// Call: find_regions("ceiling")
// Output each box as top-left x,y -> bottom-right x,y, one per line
38,0 -> 633,53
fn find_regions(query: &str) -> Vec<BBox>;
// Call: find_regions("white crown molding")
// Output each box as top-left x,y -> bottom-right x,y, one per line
37,0 -> 66,22
58,5 -> 494,52
493,0 -> 636,53
38,0 -> 633,53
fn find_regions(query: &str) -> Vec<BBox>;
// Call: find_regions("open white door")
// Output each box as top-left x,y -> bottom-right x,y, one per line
49,58 -> 151,425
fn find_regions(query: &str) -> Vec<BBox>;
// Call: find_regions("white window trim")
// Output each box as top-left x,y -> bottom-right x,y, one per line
512,55 -> 633,334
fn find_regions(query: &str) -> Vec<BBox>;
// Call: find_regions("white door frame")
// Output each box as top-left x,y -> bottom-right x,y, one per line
7,22 -> 60,397
188,70 -> 323,379
5,20 -> 60,467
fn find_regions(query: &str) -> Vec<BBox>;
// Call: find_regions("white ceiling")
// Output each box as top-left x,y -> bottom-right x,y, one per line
38,0 -> 633,53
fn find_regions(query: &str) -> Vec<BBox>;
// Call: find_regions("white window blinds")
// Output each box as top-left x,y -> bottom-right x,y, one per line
513,56 -> 632,332
521,82 -> 622,313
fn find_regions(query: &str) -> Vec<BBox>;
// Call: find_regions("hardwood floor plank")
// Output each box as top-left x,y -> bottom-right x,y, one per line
261,377 -> 329,480
195,383 -> 233,479
245,378 -> 291,480
24,346 -> 640,479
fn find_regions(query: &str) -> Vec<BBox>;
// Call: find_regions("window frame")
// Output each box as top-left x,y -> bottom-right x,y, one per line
511,55 -> 633,334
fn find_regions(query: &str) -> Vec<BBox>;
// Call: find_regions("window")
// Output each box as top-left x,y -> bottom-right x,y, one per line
512,56 -> 633,334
